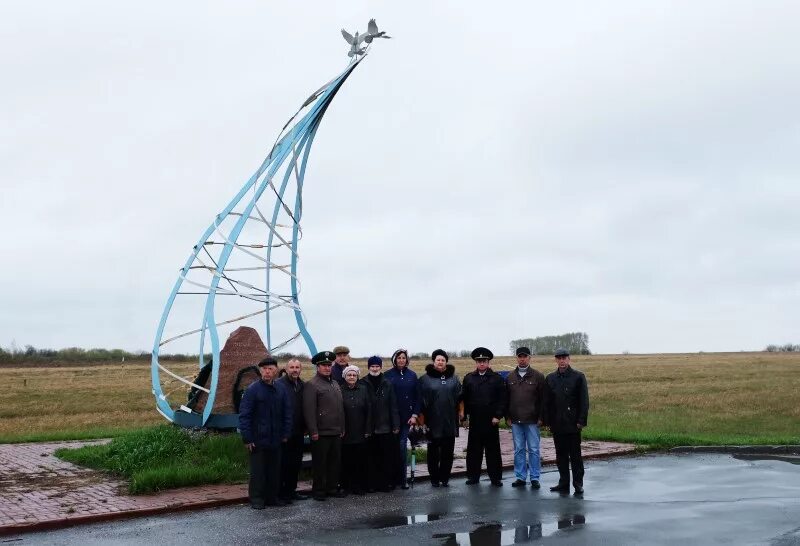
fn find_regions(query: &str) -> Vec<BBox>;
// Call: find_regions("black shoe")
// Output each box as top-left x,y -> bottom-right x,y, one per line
531,480 -> 541,489
511,479 -> 527,488
292,492 -> 309,501
352,488 -> 365,496
400,484 -> 410,490
329,490 -> 347,498
264,498 -> 288,507
250,503 -> 265,510
279,497 -> 293,505
312,494 -> 327,501
441,481 -> 449,487
465,478 -> 479,485
431,481 -> 440,488
574,486 -> 584,495
491,480 -> 503,487
550,484 -> 570,492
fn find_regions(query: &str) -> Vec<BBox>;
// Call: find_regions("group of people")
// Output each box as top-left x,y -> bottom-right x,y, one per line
238,344 -> 590,509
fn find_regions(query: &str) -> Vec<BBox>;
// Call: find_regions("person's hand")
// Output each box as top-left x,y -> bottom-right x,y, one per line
458,413 -> 465,422
282,437 -> 288,443
365,433 -> 370,438
393,429 -> 399,435
537,419 -> 543,427
246,443 -> 255,453
577,424 -> 584,430
311,433 -> 319,441
408,416 -> 417,426
341,432 -> 345,438
491,417 -> 500,426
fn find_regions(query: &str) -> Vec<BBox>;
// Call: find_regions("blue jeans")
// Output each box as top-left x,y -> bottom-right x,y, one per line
511,423 -> 541,481
397,423 -> 410,485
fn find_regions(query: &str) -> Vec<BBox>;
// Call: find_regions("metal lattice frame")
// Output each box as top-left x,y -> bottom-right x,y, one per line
151,54 -> 368,427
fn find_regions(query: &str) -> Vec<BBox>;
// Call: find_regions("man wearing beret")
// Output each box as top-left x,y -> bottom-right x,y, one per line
331,345 -> 350,386
239,357 -> 293,509
543,348 -> 589,495
303,351 -> 346,501
461,347 -> 506,486
506,347 -> 546,489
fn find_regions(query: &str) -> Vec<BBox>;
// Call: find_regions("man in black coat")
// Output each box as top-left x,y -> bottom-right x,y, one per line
360,356 -> 400,492
276,358 -> 308,503
543,348 -> 590,495
461,347 -> 506,486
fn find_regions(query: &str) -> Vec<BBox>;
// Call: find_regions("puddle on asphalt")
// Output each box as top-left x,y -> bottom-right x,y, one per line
362,512 -> 447,529
733,454 -> 800,466
432,515 -> 586,545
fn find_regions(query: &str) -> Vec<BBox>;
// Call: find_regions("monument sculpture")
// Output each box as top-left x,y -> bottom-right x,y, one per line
151,21 -> 388,428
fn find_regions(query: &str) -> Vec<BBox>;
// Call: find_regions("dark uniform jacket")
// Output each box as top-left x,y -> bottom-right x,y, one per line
276,375 -> 305,437
418,364 -> 462,439
384,366 -> 421,423
462,368 -> 506,423
543,366 -> 589,435
360,374 -> 400,435
341,382 -> 372,444
239,379 -> 293,448
506,366 -> 546,424
303,373 -> 345,436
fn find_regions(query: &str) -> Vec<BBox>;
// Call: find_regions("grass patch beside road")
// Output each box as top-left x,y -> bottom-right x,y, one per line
55,425 -> 247,494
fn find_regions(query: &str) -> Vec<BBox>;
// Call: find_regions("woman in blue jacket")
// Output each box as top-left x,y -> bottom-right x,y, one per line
384,348 -> 421,489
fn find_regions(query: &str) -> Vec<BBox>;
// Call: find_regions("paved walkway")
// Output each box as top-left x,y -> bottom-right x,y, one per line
0,433 -> 635,535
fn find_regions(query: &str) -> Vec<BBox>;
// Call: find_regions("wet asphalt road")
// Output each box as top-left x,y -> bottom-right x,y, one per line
8,453 -> 800,545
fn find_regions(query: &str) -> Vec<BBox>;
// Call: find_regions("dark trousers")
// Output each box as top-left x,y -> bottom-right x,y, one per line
249,444 -> 281,506
553,432 -> 584,487
427,436 -> 456,485
367,433 -> 396,491
311,435 -> 341,496
466,420 -> 502,481
395,423 -> 410,487
279,434 -> 305,499
341,442 -> 369,492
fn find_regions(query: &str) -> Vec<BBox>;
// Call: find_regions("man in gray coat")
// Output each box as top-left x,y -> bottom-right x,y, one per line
303,351 -> 345,501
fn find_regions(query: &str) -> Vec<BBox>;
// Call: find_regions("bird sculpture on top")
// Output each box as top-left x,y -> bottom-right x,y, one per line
341,18 -> 391,58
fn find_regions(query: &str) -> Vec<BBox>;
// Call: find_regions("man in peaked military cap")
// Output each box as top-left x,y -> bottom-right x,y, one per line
303,351 -> 345,500
542,348 -> 589,495
461,347 -> 506,486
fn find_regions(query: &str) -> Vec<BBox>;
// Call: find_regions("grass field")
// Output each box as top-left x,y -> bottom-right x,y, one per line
2,352 -> 799,447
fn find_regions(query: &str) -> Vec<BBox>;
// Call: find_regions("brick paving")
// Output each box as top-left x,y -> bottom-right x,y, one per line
0,433 -> 635,535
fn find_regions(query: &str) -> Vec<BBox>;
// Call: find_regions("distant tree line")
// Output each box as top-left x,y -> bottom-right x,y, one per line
765,343 -> 800,352
510,332 -> 591,356
0,344 -> 203,364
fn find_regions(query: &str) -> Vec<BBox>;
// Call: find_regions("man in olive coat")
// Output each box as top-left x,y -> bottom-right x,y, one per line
543,348 -> 589,495
461,347 -> 506,486
506,347 -> 546,489
303,351 -> 345,501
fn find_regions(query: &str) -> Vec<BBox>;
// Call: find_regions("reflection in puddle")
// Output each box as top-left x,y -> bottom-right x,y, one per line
433,515 -> 585,545
733,454 -> 800,466
364,513 -> 445,529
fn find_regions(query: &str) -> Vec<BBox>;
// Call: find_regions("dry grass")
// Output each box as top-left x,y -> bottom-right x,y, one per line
2,352 -> 799,446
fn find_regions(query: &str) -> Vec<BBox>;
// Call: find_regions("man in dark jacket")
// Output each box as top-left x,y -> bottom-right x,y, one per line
543,348 -> 589,495
361,356 -> 400,492
461,347 -> 506,486
276,358 -> 307,503
303,351 -> 346,501
506,346 -> 546,489
384,348 -> 421,489
239,357 -> 293,509
331,345 -> 350,386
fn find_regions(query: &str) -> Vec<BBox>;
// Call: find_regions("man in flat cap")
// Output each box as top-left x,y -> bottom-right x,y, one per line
303,351 -> 346,501
461,347 -> 506,486
239,357 -> 293,509
506,347 -> 546,489
331,346 -> 350,386
543,348 -> 589,495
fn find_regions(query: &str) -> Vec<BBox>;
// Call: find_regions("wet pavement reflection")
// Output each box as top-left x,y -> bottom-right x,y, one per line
431,514 -> 585,545
732,453 -> 800,465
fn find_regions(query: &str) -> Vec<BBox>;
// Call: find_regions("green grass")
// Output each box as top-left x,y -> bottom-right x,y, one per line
0,427 -> 139,444
55,425 -> 248,494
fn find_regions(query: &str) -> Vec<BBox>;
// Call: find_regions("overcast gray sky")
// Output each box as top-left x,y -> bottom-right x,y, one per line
2,1 -> 798,356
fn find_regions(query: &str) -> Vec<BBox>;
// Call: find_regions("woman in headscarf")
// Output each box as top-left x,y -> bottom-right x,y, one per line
418,349 -> 462,487
384,348 -> 421,489
340,364 -> 371,495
